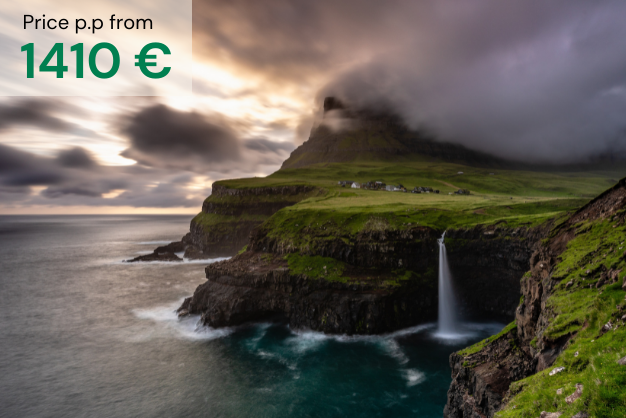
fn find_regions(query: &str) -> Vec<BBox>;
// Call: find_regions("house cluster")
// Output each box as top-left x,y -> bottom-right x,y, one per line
412,186 -> 438,194
338,180 -> 387,190
338,180 -> 450,194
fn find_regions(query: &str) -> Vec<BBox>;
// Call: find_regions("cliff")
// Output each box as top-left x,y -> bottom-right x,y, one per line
184,184 -> 320,257
444,177 -> 626,418
178,215 -> 551,334
128,183 -> 321,262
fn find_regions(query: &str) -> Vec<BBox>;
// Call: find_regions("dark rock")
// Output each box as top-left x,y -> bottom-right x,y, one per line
183,245 -> 209,260
186,184 -> 317,256
154,241 -> 186,253
444,327 -> 535,418
572,412 -> 589,418
618,356 -> 626,366
126,251 -> 182,262
182,251 -> 437,334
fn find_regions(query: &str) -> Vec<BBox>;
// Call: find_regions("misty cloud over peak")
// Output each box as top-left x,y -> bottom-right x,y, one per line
196,0 -> 626,163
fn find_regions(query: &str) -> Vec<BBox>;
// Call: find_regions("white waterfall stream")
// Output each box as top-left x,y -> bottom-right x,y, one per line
437,231 -> 460,335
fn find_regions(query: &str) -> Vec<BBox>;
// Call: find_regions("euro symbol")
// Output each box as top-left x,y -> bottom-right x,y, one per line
135,42 -> 171,79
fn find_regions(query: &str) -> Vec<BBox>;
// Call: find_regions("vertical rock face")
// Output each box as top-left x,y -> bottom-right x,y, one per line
183,184 -> 318,257
445,326 -> 535,418
444,177 -> 626,418
446,224 -> 551,319
179,221 -> 549,334
179,251 -> 438,334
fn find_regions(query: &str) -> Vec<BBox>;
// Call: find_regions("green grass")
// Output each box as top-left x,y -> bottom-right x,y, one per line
219,161 -> 623,199
284,253 -> 348,282
283,253 -> 422,286
458,321 -> 517,357
198,161 -> 625,259
213,161 -> 623,235
492,217 -> 626,417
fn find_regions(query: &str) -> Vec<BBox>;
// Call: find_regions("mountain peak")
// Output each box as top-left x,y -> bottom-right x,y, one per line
281,97 -> 504,169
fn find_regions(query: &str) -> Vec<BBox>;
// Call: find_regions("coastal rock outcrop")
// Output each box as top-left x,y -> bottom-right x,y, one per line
178,220 -> 550,334
134,183 -> 320,261
179,251 -> 436,334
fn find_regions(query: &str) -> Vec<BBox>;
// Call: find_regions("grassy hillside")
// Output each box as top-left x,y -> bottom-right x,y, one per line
457,214 -> 626,418
212,162 -> 624,243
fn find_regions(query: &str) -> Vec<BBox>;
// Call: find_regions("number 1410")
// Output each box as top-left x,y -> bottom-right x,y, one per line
20,42 -> 121,79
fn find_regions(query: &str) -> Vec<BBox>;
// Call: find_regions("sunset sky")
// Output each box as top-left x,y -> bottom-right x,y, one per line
1,0 -> 626,214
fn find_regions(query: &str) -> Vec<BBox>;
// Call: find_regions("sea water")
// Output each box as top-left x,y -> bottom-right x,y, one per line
0,215 -> 504,418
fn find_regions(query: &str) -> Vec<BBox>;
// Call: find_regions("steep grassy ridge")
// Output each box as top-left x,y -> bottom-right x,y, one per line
445,179 -> 626,418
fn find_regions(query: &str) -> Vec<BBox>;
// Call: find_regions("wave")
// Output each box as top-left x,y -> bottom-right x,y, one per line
112,256 -> 231,266
404,369 -> 426,387
132,300 -> 233,341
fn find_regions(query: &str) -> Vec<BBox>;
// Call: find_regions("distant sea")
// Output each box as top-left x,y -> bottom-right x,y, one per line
0,215 -> 503,418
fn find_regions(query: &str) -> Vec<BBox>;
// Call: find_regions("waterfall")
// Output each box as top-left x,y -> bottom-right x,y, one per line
437,231 -> 459,334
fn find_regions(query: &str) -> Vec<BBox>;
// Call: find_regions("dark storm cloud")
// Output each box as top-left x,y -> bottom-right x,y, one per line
56,147 -> 97,169
0,143 -> 202,208
120,104 -> 296,172
0,143 -> 64,186
0,100 -> 73,132
195,0 -> 626,163
120,104 -> 242,170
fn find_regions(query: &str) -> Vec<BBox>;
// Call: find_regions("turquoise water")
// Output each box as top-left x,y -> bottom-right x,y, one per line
0,215 -> 503,418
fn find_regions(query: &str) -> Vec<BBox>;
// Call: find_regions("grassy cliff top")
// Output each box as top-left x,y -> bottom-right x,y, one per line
217,161 -> 622,196
210,161 -> 624,235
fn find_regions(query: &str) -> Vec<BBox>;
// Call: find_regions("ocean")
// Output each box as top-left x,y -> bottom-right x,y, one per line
0,215 -> 503,418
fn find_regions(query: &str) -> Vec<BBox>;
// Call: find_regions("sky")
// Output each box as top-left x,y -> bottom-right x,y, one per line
1,0 -> 626,214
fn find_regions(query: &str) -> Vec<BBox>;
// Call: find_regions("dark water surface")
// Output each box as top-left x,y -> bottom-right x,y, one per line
0,215 -> 503,418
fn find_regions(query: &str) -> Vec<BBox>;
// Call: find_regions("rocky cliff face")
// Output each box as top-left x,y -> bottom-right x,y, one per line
444,178 -> 626,418
184,184 -> 318,257
250,219 -> 550,320
179,217 -> 550,334
130,184 -> 320,261
178,251 -> 437,334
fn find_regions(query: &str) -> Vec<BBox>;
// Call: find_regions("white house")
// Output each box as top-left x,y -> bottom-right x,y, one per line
351,182 -> 361,189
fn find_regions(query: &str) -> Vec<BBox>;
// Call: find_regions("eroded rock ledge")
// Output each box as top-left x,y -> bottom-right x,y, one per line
178,251 -> 436,334
178,221 -> 550,334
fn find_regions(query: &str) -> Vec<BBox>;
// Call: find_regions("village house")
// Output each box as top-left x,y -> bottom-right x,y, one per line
338,180 -> 355,187
351,182 -> 361,189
